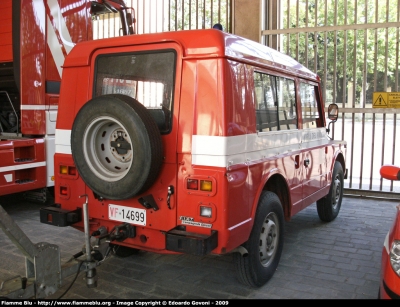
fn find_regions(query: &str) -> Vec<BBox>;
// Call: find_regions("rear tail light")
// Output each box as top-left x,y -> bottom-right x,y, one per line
60,165 -> 68,175
187,179 -> 198,190
60,165 -> 77,176
200,180 -> 212,192
185,176 -> 216,196
68,167 -> 77,176
60,186 -> 68,195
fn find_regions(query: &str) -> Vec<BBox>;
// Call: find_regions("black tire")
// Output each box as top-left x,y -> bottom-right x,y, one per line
234,191 -> 284,287
71,94 -> 163,200
317,161 -> 344,222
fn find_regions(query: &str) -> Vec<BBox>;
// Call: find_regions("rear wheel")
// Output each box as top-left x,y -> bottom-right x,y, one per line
234,191 -> 284,287
317,161 -> 344,222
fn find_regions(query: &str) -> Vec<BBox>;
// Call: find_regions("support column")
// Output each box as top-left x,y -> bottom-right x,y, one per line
265,0 -> 280,49
232,0 -> 261,42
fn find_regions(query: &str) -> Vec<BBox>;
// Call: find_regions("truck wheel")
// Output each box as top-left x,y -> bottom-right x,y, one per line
316,161 -> 344,222
234,191 -> 284,287
71,94 -> 163,200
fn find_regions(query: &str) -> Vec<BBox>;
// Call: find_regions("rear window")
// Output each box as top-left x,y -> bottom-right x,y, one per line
94,50 -> 176,134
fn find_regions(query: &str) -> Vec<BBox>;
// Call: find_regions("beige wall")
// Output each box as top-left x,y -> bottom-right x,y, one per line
232,0 -> 261,42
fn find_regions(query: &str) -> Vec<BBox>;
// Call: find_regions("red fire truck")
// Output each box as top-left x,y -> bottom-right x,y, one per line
0,0 -> 133,201
40,25 -> 347,287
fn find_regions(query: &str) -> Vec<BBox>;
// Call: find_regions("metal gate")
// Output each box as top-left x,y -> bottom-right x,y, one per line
92,0 -> 231,38
262,0 -> 400,197
92,0 -> 400,197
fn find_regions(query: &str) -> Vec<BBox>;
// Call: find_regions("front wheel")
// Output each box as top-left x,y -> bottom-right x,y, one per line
234,191 -> 284,288
317,161 -> 344,222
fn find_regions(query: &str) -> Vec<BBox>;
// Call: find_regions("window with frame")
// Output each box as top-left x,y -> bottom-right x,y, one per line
254,72 -> 297,132
299,82 -> 320,129
94,50 -> 176,134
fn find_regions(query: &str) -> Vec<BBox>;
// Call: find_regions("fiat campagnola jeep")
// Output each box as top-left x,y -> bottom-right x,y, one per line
41,28 -> 346,287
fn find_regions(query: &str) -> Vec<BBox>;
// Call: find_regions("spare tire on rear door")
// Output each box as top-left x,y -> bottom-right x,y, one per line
71,94 -> 163,200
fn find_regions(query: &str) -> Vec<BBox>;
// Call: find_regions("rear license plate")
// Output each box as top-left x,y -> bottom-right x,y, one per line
109,204 -> 146,226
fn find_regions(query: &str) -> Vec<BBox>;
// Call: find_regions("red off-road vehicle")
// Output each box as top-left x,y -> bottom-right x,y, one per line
42,28 -> 347,287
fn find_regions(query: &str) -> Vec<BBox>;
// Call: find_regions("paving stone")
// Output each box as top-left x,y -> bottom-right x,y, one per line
0,194 -> 397,299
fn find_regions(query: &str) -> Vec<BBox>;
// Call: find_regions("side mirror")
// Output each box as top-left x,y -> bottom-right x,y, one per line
326,103 -> 339,137
327,103 -> 339,122
380,165 -> 400,181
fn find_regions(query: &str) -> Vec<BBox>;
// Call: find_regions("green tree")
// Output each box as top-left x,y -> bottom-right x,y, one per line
167,0 -> 230,31
283,0 -> 399,106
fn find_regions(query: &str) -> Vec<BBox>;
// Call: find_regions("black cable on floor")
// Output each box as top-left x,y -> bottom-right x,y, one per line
57,261 -> 84,299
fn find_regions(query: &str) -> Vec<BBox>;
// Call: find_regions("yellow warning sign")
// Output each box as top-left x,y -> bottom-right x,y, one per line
388,92 -> 400,108
373,92 -> 388,107
373,92 -> 400,108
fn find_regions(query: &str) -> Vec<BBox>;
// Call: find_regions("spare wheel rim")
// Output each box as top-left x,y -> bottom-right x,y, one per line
83,116 -> 133,182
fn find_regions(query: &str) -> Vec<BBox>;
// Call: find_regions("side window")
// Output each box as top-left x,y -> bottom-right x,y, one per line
300,82 -> 320,129
276,76 -> 297,130
94,50 -> 176,134
254,72 -> 278,131
254,72 -> 297,132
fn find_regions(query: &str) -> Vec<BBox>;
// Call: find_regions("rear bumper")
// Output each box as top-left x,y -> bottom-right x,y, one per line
166,227 -> 218,256
40,205 -> 219,255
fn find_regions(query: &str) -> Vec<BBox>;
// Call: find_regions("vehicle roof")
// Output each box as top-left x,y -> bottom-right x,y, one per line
64,29 -> 318,81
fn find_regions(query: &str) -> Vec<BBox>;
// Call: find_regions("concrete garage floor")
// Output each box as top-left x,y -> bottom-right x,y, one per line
0,193 -> 397,299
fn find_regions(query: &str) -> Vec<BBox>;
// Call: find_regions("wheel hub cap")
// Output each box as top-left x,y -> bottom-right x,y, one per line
83,116 -> 133,182
331,176 -> 341,209
259,213 -> 279,267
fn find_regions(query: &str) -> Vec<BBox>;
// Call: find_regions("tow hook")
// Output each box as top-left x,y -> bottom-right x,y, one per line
91,223 -> 136,243
110,223 -> 136,241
